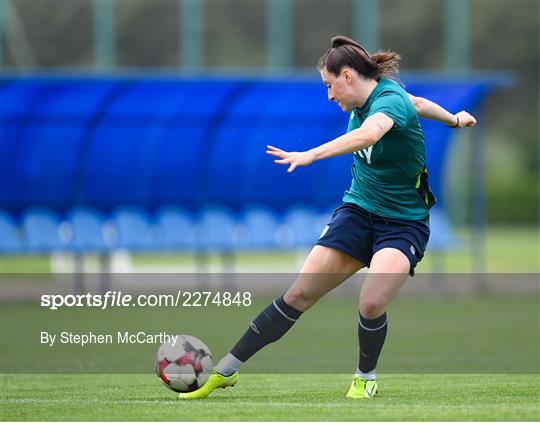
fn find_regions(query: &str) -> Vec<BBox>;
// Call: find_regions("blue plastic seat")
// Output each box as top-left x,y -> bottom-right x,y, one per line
21,208 -> 66,253
0,210 -> 23,254
111,207 -> 155,251
155,206 -> 197,251
198,207 -> 239,251
240,207 -> 279,250
283,207 -> 322,248
67,207 -> 110,253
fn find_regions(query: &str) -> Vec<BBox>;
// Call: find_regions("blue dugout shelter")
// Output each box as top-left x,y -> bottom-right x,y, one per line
0,75 -> 509,254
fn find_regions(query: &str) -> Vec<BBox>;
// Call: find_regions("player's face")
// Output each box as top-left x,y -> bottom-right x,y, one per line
320,67 -> 355,112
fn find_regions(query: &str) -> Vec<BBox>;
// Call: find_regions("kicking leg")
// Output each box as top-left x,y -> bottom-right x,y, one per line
179,246 -> 362,399
284,245 -> 365,311
219,245 -> 363,370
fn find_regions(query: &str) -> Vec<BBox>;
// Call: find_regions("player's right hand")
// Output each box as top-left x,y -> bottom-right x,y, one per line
266,145 -> 316,173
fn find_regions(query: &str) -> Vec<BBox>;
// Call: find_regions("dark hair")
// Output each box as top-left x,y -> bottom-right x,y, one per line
317,35 -> 401,80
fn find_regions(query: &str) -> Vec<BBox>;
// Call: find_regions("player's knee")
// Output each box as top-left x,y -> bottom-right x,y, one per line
359,299 -> 386,319
283,288 -> 316,312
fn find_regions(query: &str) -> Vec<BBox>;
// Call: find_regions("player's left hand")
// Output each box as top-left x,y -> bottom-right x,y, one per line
266,145 -> 316,173
455,111 -> 477,127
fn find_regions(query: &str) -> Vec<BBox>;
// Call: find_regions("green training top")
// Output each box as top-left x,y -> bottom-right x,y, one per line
342,77 -> 435,220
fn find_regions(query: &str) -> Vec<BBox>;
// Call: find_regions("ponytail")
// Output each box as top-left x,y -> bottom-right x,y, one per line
318,35 -> 401,80
370,51 -> 401,77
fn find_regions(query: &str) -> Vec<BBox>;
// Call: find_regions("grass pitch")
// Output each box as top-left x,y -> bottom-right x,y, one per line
1,373 -> 538,421
1,296 -> 539,421
1,223 -> 538,422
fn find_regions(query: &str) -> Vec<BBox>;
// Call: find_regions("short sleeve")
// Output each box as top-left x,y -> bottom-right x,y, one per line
368,92 -> 408,128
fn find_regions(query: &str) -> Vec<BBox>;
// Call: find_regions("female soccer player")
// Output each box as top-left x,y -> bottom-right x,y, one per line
179,35 -> 477,399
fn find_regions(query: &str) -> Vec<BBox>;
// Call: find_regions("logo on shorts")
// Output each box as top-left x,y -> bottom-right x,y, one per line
350,111 -> 355,120
319,225 -> 329,239
410,244 -> 416,255
250,322 -> 260,334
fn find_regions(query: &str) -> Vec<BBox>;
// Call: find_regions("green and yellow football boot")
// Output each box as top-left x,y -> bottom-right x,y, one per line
345,376 -> 378,399
178,369 -> 238,400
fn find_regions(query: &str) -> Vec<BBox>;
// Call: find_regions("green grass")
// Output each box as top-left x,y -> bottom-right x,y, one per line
1,227 -> 538,422
1,373 -> 538,421
2,297 -> 538,374
1,297 -> 538,420
418,226 -> 539,273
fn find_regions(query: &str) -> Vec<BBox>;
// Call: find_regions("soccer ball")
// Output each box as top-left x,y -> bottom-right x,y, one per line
156,334 -> 213,392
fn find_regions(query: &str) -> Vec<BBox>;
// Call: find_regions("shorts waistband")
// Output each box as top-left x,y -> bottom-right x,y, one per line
342,202 -> 387,222
341,202 -> 429,225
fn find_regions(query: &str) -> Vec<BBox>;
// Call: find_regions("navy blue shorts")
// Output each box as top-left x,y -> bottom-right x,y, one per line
316,202 -> 430,276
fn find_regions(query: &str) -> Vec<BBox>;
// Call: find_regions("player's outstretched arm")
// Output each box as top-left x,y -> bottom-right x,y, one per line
267,113 -> 393,173
408,93 -> 477,128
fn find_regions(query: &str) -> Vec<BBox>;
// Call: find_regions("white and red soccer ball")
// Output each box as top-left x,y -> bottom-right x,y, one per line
156,335 -> 213,392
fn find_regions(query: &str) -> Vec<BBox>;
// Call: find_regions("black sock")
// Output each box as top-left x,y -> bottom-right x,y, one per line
358,311 -> 388,373
230,296 -> 302,362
